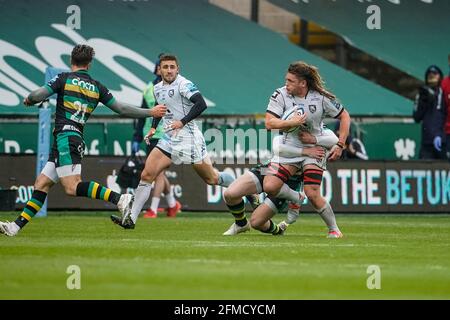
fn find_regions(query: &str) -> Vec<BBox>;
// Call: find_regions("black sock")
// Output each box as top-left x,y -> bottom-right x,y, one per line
15,190 -> 47,228
261,220 -> 281,235
76,181 -> 121,205
226,200 -> 247,227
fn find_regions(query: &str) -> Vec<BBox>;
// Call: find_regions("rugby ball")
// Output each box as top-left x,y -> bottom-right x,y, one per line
281,107 -> 305,133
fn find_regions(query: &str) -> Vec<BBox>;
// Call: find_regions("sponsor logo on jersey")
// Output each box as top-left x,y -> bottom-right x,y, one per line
168,89 -> 175,97
330,100 -> 342,110
309,105 -> 317,113
71,78 -> 96,92
186,83 -> 198,93
48,74 -> 59,85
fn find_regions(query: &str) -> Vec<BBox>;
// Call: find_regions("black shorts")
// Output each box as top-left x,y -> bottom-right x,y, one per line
48,131 -> 85,168
146,139 -> 160,155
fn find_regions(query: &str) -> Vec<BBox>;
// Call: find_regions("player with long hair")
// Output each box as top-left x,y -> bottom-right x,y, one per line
223,61 -> 350,238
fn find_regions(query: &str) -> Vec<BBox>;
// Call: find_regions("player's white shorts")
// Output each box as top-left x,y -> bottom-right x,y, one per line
270,128 -> 337,170
157,125 -> 208,164
270,149 -> 329,170
41,162 -> 82,183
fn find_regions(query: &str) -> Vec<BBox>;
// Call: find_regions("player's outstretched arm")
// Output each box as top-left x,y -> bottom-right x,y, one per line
24,87 -> 52,106
298,130 -> 339,149
107,100 -> 166,118
273,136 -> 325,160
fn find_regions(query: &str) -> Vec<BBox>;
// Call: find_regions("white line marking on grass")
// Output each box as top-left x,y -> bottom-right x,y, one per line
121,239 -> 395,248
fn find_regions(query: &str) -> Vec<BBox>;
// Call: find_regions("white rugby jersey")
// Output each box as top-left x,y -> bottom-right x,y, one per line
154,74 -> 200,133
267,87 -> 344,154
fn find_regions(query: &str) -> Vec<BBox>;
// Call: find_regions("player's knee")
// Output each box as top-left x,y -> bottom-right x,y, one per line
250,216 -> 264,230
263,181 -> 279,197
140,170 -> 155,183
305,187 -> 322,205
223,189 -> 237,204
34,176 -> 51,192
203,176 -> 218,186
62,183 -> 77,196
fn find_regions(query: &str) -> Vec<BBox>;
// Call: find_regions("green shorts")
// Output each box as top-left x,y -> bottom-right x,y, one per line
49,131 -> 85,168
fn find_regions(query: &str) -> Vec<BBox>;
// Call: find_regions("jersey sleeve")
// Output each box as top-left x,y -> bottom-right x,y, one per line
179,79 -> 200,100
266,90 -> 285,118
44,73 -> 65,95
322,96 -> 345,118
98,82 -> 115,107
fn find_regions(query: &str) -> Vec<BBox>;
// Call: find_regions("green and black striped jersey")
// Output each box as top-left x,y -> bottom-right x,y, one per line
44,70 -> 115,136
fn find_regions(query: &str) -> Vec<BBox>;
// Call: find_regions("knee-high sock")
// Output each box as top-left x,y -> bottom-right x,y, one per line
276,184 -> 303,204
150,197 -> 160,213
226,200 -> 247,227
261,220 -> 281,235
15,190 -> 47,228
165,188 -> 176,208
76,181 -> 121,205
218,172 -> 235,187
130,181 -> 152,223
316,202 -> 339,232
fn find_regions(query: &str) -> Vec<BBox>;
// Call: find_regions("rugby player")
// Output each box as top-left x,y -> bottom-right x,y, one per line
0,44 -> 166,237
111,54 -> 236,229
223,61 -> 350,238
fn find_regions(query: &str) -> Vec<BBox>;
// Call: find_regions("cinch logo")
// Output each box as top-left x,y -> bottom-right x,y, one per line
72,78 -> 95,91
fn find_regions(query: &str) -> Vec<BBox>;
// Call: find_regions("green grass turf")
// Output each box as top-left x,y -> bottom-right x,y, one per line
0,211 -> 449,300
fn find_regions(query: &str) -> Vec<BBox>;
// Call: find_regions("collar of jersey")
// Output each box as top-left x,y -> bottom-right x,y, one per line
74,69 -> 89,74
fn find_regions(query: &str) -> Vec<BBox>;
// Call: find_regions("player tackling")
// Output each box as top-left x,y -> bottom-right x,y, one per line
223,61 -> 351,238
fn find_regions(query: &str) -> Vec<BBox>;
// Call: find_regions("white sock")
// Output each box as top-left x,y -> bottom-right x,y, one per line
130,181 -> 152,223
317,202 -> 339,232
165,188 -> 176,208
150,197 -> 160,213
218,171 -> 235,187
276,184 -> 303,204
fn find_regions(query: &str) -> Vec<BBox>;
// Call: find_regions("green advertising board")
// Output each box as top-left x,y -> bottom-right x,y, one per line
0,120 -> 422,161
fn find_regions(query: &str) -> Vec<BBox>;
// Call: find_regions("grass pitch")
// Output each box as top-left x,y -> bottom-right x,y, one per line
0,212 -> 449,300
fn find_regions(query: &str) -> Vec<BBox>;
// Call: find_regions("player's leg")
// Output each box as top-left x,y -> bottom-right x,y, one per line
221,171 -> 261,235
127,147 -> 172,224
303,164 -> 342,238
163,174 -> 181,217
262,163 -> 304,204
0,163 -> 57,237
276,175 -> 303,232
250,201 -> 280,235
58,169 -> 132,218
192,155 -> 235,187
144,172 -> 165,218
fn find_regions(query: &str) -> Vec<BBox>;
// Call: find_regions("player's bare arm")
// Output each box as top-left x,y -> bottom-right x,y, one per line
328,109 -> 351,161
265,112 -> 306,131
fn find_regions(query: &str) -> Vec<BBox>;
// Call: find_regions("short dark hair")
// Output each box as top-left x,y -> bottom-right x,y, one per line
159,54 -> 178,65
71,44 -> 95,66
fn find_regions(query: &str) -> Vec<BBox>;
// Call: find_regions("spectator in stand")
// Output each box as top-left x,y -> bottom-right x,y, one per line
334,121 -> 368,160
442,55 -> 450,159
413,65 -> 447,160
